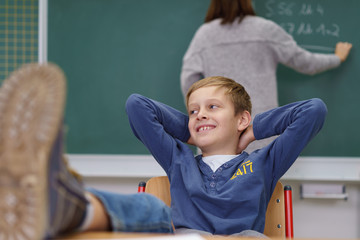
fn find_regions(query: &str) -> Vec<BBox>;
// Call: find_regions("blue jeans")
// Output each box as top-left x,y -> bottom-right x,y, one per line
87,188 -> 173,233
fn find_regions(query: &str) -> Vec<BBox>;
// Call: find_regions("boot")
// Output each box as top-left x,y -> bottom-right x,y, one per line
0,63 -> 88,240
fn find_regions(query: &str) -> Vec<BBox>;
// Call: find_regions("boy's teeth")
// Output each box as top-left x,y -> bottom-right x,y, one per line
199,126 -> 211,131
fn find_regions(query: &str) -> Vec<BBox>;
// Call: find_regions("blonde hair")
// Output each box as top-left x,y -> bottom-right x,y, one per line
186,76 -> 252,115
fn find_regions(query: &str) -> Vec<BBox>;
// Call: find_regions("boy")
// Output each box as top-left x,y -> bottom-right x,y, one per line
126,76 -> 327,237
0,64 -> 173,240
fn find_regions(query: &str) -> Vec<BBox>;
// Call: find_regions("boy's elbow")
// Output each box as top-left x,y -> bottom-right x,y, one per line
310,98 -> 328,122
311,98 -> 327,113
125,93 -> 142,114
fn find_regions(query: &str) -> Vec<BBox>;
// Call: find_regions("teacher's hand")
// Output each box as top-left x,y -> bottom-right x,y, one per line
335,42 -> 352,62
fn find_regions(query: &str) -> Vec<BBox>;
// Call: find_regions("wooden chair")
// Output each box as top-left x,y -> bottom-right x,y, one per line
139,176 -> 293,238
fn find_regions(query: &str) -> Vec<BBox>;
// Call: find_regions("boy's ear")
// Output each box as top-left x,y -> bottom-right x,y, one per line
237,110 -> 251,132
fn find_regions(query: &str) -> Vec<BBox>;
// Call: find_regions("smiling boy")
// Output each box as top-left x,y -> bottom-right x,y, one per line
126,76 -> 327,237
186,79 -> 252,156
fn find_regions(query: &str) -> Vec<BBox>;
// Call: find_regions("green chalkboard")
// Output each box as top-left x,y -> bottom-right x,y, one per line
49,0 -> 359,156
0,0 -> 38,81
253,0 -> 359,156
48,0 -> 209,154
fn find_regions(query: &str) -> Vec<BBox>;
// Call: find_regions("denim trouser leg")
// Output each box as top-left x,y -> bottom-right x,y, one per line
87,188 -> 173,233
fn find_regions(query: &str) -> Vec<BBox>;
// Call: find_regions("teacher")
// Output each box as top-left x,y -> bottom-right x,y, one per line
180,0 -> 352,152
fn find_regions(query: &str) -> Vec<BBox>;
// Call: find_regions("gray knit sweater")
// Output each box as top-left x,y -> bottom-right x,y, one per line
181,16 -> 340,152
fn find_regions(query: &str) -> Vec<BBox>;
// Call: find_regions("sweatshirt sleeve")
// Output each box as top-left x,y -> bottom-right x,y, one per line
253,98 -> 327,179
126,94 -> 191,171
266,21 -> 341,75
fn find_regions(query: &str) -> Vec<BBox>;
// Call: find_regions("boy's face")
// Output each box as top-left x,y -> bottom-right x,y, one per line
187,86 -> 243,156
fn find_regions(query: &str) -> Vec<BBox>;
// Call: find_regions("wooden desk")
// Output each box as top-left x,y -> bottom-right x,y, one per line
56,232 -> 351,240
56,232 -> 258,239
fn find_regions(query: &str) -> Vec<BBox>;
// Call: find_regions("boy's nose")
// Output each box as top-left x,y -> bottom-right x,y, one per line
197,109 -> 208,120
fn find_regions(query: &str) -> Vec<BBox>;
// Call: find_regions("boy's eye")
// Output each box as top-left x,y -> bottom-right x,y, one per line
209,105 -> 218,109
190,110 -> 198,115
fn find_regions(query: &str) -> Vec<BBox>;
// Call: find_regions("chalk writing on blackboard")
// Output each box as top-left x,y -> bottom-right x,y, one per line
265,1 -> 325,17
279,22 -> 339,37
261,0 -> 340,52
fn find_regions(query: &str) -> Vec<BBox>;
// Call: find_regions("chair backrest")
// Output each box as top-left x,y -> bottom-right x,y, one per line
264,181 -> 285,238
145,176 -> 171,206
144,176 -> 287,238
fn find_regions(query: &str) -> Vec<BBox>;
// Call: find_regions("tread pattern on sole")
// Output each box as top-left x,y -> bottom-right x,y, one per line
0,63 -> 66,240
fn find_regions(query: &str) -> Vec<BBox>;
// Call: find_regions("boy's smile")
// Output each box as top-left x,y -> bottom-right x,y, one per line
197,125 -> 216,132
187,86 -> 244,156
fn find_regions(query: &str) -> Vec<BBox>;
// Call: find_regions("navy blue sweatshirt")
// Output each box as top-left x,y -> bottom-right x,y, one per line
126,94 -> 326,234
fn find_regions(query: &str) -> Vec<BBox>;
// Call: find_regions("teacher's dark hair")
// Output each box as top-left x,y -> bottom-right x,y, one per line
205,0 -> 256,24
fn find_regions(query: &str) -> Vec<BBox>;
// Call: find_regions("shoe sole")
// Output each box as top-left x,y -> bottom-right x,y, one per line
0,63 -> 66,240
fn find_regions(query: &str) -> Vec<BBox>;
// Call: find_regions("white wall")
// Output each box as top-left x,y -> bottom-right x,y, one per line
281,180 -> 360,239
